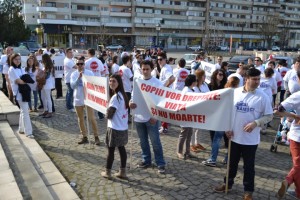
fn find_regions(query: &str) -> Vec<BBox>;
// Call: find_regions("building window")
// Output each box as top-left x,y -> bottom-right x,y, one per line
145,9 -> 153,13
136,8 -> 143,13
46,2 -> 56,7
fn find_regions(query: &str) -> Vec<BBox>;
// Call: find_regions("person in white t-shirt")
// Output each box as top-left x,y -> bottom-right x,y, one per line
85,48 -> 105,77
172,58 -> 190,91
129,60 -> 166,174
132,54 -> 143,78
111,55 -> 120,75
254,57 -> 265,73
277,59 -> 290,103
259,68 -> 277,105
214,67 -> 273,199
8,54 -> 34,138
283,57 -> 300,96
266,61 -> 282,105
275,69 -> 300,199
119,55 -> 133,122
101,74 -> 129,180
228,64 -> 248,87
158,52 -> 175,134
215,55 -> 223,70
64,48 -> 76,112
1,46 -> 13,99
70,57 -> 100,145
25,57 -> 38,112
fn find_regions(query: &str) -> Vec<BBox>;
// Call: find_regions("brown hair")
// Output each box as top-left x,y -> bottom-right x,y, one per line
195,69 -> 206,86
225,76 -> 240,88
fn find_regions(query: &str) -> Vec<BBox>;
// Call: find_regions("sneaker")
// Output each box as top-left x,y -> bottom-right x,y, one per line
38,105 -> 44,109
69,108 -> 76,113
94,136 -> 100,146
195,143 -> 206,150
202,159 -> 216,167
39,111 -> 48,116
213,184 -> 232,193
222,158 -> 228,165
26,135 -> 35,139
243,192 -> 253,200
78,137 -> 88,144
185,153 -> 197,159
159,128 -> 168,134
177,153 -> 185,159
43,113 -> 52,118
18,131 -> 25,134
33,108 -> 38,112
157,166 -> 165,174
286,189 -> 297,199
137,161 -> 151,168
190,145 -> 200,153
276,180 -> 289,199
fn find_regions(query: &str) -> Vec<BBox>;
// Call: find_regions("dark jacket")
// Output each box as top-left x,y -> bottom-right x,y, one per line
19,74 -> 35,102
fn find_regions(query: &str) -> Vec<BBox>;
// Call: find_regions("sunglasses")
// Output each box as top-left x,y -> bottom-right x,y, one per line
157,58 -> 163,61
218,73 -> 224,76
254,60 -> 260,61
77,63 -> 84,66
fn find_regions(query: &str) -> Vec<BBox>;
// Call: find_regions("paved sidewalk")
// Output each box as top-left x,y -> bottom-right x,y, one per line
27,93 -> 296,200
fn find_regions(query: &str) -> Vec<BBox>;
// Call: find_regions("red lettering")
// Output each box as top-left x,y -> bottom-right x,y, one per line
165,91 -> 181,100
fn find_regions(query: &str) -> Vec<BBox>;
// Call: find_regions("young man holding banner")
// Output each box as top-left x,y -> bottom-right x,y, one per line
70,57 -> 100,145
214,67 -> 273,200
130,60 -> 166,174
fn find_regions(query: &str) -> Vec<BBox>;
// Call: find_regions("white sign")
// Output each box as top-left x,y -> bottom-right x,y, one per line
200,61 -> 217,84
132,78 -> 235,131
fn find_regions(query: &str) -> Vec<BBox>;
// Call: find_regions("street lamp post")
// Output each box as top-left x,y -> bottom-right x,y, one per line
156,23 -> 161,46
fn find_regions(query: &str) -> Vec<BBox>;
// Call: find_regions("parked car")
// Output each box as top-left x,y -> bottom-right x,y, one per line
18,41 -> 41,53
264,56 -> 295,69
13,46 -> 30,56
228,55 -> 254,73
106,44 -> 123,50
271,46 -> 280,51
219,45 -> 229,51
188,45 -> 202,51
183,53 -> 197,70
283,47 -> 298,52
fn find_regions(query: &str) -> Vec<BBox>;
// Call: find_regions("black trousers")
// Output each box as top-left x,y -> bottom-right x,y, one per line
55,78 -> 63,98
2,74 -> 8,96
106,146 -> 127,169
224,141 -> 258,192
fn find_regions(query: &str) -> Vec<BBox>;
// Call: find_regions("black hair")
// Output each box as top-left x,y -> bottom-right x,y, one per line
178,58 -> 186,68
88,48 -> 96,56
122,55 -> 130,65
245,67 -> 261,77
141,60 -> 154,69
268,61 -> 275,66
184,74 -> 196,87
264,68 -> 274,78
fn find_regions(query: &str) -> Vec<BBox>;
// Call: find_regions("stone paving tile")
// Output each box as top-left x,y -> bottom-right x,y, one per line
27,87 -> 296,200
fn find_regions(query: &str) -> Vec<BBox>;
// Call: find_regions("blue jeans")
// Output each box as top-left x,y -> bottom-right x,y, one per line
135,120 -> 165,167
210,131 -> 226,162
66,83 -> 74,110
28,90 -> 38,110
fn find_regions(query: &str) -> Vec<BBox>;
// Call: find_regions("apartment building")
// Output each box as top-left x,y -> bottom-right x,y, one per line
22,0 -> 300,49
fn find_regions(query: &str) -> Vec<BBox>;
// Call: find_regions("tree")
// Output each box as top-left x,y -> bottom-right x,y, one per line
277,20 -> 291,49
0,0 -> 31,46
257,15 -> 281,49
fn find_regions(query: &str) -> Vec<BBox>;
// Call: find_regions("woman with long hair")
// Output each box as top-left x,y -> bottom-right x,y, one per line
111,55 -> 120,75
8,54 -> 34,138
221,61 -> 230,77
225,76 -> 240,88
101,74 -> 129,179
25,56 -> 38,111
40,54 -> 55,118
208,69 -> 227,91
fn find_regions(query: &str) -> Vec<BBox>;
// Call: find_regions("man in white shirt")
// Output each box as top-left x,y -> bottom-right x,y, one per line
214,68 -> 273,200
172,58 -> 190,91
228,64 -> 248,87
158,52 -> 175,134
191,53 -> 205,74
129,60 -> 166,174
70,58 -> 100,145
0,46 -> 13,99
43,46 -> 51,55
119,55 -> 133,122
266,61 -> 282,105
283,57 -> 300,96
215,55 -> 223,70
64,48 -> 77,112
132,54 -> 143,78
254,57 -> 265,73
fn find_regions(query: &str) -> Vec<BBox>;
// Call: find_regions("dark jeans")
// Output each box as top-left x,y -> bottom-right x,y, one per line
106,146 -> 127,169
126,92 -> 131,118
210,131 -> 228,148
66,83 -> 74,110
51,90 -> 55,112
38,89 -> 43,108
224,141 -> 258,192
2,74 -> 8,96
55,78 -> 63,98
280,90 -> 285,103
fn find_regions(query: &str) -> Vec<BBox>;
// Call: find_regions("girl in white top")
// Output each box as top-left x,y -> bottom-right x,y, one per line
25,56 -> 38,111
40,54 -> 55,118
190,69 -> 210,152
101,74 -> 129,179
8,54 -> 34,138
172,58 -> 190,91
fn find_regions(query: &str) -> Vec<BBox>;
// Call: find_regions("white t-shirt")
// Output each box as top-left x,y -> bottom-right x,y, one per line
26,68 -> 38,91
85,57 -> 104,77
119,65 -> 133,93
3,63 -> 9,75
193,82 -> 210,93
283,69 -> 300,94
107,91 -> 128,131
0,54 -> 7,66
271,68 -> 282,88
231,87 -> 273,145
255,65 -> 265,73
258,76 -> 277,103
172,68 -> 190,91
215,63 -> 221,70
64,57 -> 76,83
43,72 -> 55,90
228,73 -> 244,87
159,64 -> 173,86
277,66 -> 290,88
70,69 -> 94,106
133,77 -> 163,123
281,91 -> 300,142
133,62 -> 142,78
8,66 -> 25,100
102,62 -> 109,77
111,63 -> 120,75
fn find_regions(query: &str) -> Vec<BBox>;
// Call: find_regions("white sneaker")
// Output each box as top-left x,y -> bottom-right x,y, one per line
69,108 -> 76,113
26,135 -> 35,139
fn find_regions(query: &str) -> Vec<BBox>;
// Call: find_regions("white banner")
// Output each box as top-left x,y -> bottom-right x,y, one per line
82,75 -> 109,113
201,61 -> 217,84
21,55 -> 65,76
132,78 -> 235,131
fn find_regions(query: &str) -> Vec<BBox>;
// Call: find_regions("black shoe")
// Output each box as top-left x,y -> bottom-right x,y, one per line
78,137 -> 88,144
157,166 -> 165,174
94,136 -> 100,145
38,105 -> 44,109
137,161 -> 151,168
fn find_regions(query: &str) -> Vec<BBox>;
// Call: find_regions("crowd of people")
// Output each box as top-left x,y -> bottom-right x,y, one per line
0,45 -> 300,200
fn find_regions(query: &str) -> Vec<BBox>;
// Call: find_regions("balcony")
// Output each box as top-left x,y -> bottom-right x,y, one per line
187,16 -> 205,21
71,0 -> 102,5
188,7 -> 206,12
154,14 -> 187,20
224,0 -> 252,6
110,12 -> 131,17
37,18 -> 77,25
136,12 -> 154,18
110,1 -> 131,7
105,22 -> 131,27
217,7 -> 252,14
135,2 -> 154,8
285,3 -> 300,8
71,9 -> 99,16
57,8 -> 70,13
36,6 -> 58,12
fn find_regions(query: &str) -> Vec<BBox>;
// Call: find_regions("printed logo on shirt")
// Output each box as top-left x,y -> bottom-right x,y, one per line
179,70 -> 188,79
260,82 -> 270,88
292,75 -> 299,81
236,101 -> 255,113
90,61 -> 98,70
280,71 -> 287,78
119,69 -> 123,77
